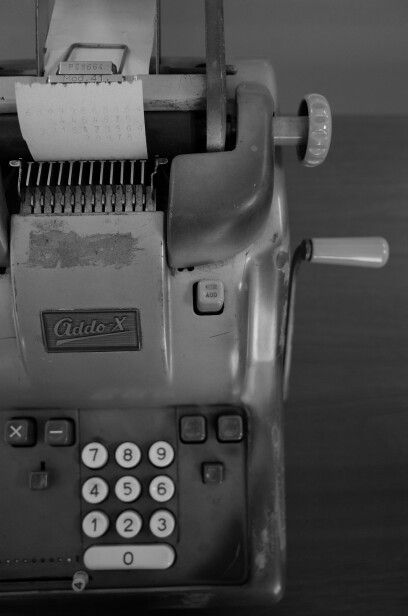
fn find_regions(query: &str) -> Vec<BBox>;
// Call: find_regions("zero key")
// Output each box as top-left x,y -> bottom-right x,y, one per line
5,419 -> 36,446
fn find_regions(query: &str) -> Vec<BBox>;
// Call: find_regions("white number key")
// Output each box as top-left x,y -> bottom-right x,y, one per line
149,475 -> 175,503
115,476 -> 141,503
116,510 -> 143,538
148,441 -> 174,468
82,477 -> 109,504
81,442 -> 108,469
115,442 -> 141,469
149,510 -> 175,538
82,510 -> 109,538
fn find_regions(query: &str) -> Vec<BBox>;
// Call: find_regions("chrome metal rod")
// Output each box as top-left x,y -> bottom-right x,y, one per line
155,0 -> 161,75
273,116 -> 308,146
205,0 -> 227,152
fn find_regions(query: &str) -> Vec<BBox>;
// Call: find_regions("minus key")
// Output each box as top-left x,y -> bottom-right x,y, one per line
45,419 -> 75,446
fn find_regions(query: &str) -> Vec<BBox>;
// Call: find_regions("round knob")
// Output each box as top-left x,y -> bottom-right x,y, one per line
297,93 -> 332,167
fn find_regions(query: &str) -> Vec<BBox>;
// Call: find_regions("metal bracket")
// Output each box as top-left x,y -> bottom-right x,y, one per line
167,82 -> 274,268
48,43 -> 129,83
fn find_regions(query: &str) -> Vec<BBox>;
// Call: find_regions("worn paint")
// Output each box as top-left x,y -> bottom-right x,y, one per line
27,230 -> 141,269
180,592 -> 213,608
254,513 -> 276,572
275,250 -> 289,270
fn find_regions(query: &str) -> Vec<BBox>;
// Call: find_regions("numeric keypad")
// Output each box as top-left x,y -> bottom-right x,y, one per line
81,440 -> 177,542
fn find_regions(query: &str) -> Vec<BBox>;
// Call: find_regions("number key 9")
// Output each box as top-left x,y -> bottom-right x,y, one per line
148,441 -> 174,468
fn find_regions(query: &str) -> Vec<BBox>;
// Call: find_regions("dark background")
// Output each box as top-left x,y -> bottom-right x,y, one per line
2,0 -> 408,114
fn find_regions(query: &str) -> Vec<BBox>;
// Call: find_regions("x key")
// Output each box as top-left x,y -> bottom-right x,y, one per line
5,419 -> 36,446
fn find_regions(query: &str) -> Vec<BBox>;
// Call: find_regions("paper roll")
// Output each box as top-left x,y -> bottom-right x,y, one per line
44,0 -> 156,76
15,0 -> 156,162
15,81 -> 148,161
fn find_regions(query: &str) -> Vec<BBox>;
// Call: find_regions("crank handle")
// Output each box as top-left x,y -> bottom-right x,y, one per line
304,237 -> 389,268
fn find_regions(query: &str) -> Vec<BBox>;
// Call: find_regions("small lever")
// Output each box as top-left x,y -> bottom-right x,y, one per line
304,237 -> 389,268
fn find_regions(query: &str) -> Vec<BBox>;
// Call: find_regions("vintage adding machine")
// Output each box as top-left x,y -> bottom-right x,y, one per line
0,0 -> 388,612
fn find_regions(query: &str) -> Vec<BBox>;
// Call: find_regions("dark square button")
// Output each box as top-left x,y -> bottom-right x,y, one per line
5,419 -> 36,446
217,414 -> 244,442
45,419 -> 75,446
180,415 -> 206,443
29,471 -> 49,490
202,462 -> 224,484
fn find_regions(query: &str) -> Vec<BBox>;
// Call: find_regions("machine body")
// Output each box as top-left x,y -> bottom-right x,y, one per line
0,57 -> 287,610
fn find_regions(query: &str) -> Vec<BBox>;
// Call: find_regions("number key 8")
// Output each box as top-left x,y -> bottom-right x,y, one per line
115,442 -> 141,469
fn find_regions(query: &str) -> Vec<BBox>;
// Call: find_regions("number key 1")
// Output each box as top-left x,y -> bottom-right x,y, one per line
82,510 -> 109,538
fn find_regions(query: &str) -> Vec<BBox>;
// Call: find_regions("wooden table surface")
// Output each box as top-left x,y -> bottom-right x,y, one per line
274,116 -> 408,616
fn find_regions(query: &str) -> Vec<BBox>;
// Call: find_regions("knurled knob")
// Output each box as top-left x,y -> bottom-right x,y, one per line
72,570 -> 89,592
297,93 -> 332,167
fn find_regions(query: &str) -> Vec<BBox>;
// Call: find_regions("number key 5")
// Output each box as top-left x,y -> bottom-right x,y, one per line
115,476 -> 141,503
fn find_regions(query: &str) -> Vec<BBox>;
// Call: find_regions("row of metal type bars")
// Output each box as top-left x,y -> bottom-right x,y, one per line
13,158 -> 168,215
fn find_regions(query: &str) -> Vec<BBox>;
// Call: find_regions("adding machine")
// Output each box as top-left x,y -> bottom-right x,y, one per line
0,0 -> 389,612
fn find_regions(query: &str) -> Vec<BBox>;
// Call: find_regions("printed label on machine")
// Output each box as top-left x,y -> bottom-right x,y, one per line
41,309 -> 142,352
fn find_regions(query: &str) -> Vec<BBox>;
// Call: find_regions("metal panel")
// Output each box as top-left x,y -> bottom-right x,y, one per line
10,213 -> 170,406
